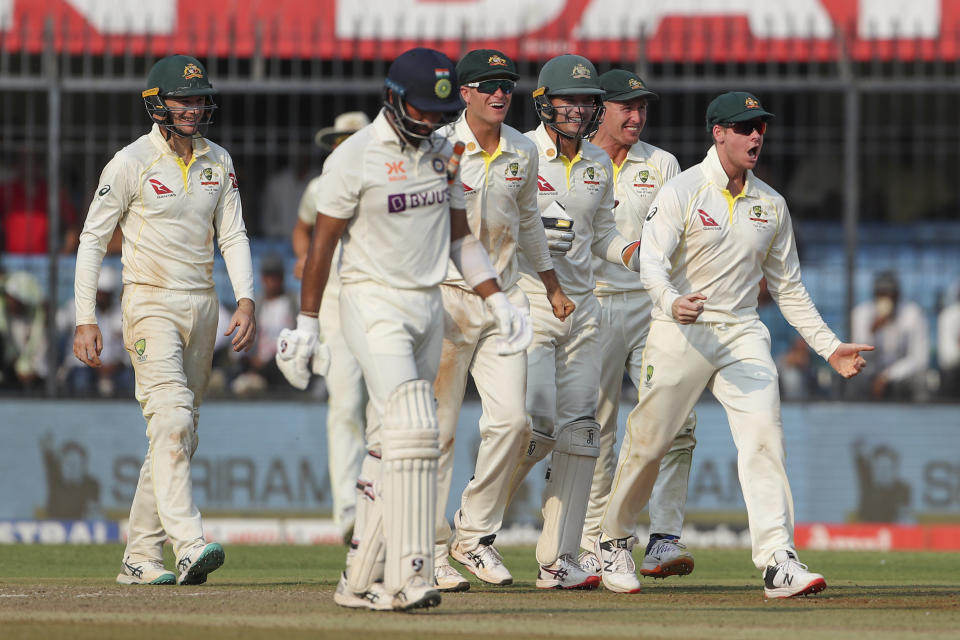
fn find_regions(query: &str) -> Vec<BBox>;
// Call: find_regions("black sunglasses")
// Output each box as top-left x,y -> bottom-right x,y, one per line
721,119 -> 768,136
465,79 -> 516,95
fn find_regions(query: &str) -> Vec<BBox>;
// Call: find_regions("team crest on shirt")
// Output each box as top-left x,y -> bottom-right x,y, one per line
644,364 -> 654,388
432,157 -> 445,174
749,204 -> 770,230
582,165 -> 603,194
199,167 -> 221,193
504,161 -> 523,187
633,168 -> 656,195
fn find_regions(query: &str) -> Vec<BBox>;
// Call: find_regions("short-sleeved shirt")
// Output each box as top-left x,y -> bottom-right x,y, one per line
593,140 -> 680,295
439,115 -> 551,292
518,124 -> 629,297
313,110 -> 465,289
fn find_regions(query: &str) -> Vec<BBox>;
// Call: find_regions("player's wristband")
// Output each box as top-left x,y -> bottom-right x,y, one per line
450,234 -> 498,289
296,313 -> 320,335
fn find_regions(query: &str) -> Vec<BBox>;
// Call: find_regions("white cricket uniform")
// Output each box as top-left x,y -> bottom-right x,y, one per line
600,145 -> 841,570
517,125 -> 634,565
75,123 -> 254,563
433,117 -> 553,555
312,109 -> 465,593
582,140 -> 698,551
297,177 -> 366,537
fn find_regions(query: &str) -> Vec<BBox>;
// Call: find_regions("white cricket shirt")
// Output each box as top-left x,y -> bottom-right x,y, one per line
594,140 -> 680,295
75,124 -> 254,325
440,116 -> 552,292
312,110 -> 466,290
518,124 -> 631,297
639,145 -> 841,360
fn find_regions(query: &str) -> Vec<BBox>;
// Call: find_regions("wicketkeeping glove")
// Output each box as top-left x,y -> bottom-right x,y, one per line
484,291 -> 533,356
275,313 -> 331,390
541,200 -> 575,257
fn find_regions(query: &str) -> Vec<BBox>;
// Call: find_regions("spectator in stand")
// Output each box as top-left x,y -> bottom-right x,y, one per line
259,154 -> 315,239
937,290 -> 960,399
232,255 -> 296,394
57,265 -> 132,397
851,271 -> 930,401
0,270 -> 48,390
0,151 -> 79,254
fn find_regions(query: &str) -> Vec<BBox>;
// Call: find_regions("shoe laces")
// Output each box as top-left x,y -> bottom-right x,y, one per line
776,557 -> 810,575
474,544 -> 505,569
651,538 -> 687,554
606,545 -> 636,573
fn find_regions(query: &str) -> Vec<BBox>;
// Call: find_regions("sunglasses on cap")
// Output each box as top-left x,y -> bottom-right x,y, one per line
721,119 -> 767,136
465,79 -> 516,95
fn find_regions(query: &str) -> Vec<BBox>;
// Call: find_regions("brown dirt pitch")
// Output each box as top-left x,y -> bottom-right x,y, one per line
1,545 -> 958,639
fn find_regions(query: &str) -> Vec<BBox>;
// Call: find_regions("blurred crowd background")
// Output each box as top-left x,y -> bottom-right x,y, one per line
2,0 -> 959,402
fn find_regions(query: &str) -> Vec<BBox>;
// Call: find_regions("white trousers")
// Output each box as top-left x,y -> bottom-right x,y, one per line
319,285 -> 367,537
121,285 -> 218,562
581,291 -> 696,551
434,284 -> 530,555
601,319 -> 795,570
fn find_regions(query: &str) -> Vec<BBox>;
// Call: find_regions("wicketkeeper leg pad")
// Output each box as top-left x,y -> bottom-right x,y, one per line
346,452 -> 385,593
536,418 -> 600,566
505,418 -> 556,506
380,379 -> 440,595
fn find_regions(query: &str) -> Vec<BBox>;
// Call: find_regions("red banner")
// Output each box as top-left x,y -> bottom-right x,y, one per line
3,0 -> 959,62
796,523 -> 960,551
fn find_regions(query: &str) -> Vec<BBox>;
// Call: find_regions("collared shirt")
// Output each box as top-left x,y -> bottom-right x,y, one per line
439,115 -> 552,291
639,145 -> 840,360
518,124 -> 630,297
75,124 -> 253,324
313,110 -> 466,290
594,140 -> 680,295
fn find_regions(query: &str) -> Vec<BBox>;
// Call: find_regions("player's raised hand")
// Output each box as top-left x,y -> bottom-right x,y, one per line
672,292 -> 707,324
226,298 -> 257,352
828,342 -> 875,378
73,324 -> 103,368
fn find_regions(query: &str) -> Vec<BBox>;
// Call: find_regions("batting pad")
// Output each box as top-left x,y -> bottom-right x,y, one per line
346,453 -> 385,593
505,424 -> 556,507
537,418 -> 600,566
381,380 -> 440,595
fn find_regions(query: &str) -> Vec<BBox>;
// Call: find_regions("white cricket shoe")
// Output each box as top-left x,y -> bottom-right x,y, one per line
577,550 -> 601,577
763,550 -> 827,599
434,557 -> 470,592
176,541 -> 225,586
450,539 -> 513,586
536,553 -> 601,590
392,575 -> 442,611
640,537 -> 695,578
333,572 -> 392,610
596,537 -> 642,594
116,557 -> 176,585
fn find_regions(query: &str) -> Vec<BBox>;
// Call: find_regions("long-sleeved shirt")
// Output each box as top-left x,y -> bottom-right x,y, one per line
440,116 -> 552,292
75,124 -> 254,324
518,124 -> 631,297
593,140 -> 680,295
639,145 -> 840,361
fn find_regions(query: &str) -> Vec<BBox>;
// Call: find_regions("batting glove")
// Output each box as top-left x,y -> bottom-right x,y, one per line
276,314 -> 331,390
484,291 -> 533,356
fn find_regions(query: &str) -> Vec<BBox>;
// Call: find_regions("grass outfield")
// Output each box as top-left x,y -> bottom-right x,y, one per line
1,545 -> 958,639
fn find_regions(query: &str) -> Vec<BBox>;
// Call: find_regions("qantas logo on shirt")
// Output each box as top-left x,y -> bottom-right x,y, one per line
697,209 -> 721,229
537,175 -> 556,192
463,183 -> 477,195
148,179 -> 175,197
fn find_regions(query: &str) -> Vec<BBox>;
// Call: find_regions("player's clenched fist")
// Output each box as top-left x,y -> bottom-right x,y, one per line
484,291 -> 533,356
672,292 -> 707,324
276,313 -> 331,389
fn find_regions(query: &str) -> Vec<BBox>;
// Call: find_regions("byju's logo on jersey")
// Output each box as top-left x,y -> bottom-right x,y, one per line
387,189 -> 449,213
148,179 -> 175,197
697,209 -> 721,229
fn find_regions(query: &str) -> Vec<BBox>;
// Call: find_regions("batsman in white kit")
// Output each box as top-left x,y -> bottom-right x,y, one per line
430,49 -> 575,591
506,54 -> 645,590
578,69 -> 696,588
276,48 -> 530,611
596,92 -> 874,598
73,55 -> 257,586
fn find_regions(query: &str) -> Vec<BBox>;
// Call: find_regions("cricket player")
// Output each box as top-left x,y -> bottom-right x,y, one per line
290,111 -> 372,544
507,54 -> 644,590
278,47 -> 530,611
73,54 -> 256,586
596,92 -> 874,597
431,50 -> 575,592
578,70 -> 696,584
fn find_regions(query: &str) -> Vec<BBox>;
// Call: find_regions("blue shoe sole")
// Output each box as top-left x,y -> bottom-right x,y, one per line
179,543 -> 225,586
